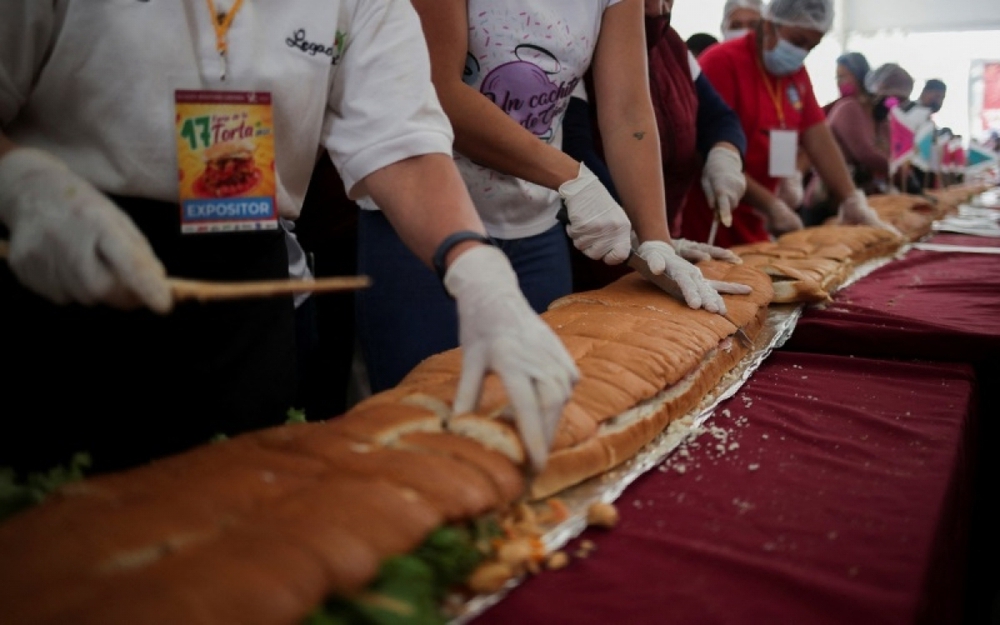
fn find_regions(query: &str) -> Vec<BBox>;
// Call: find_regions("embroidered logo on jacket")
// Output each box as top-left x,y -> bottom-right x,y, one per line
286,29 -> 346,65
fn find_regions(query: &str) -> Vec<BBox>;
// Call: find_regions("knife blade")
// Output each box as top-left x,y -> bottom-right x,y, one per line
707,214 -> 720,247
626,250 -> 754,349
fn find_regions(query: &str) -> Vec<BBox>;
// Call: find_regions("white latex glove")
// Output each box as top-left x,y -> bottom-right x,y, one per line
775,171 -> 805,208
837,189 -> 902,236
700,146 -> 745,228
0,148 -> 172,313
672,238 -> 742,265
635,240 -> 736,314
558,162 -> 632,265
763,197 -> 804,236
445,245 -> 580,471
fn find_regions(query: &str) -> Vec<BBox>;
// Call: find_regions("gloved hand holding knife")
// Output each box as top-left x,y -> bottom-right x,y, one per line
701,145 -> 745,246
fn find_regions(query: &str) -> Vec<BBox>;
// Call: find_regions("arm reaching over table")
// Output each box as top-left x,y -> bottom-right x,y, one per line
357,153 -> 580,471
800,123 -> 899,234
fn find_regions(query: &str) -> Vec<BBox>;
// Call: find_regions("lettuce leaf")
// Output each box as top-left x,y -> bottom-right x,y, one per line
0,452 -> 91,523
306,521 -> 499,625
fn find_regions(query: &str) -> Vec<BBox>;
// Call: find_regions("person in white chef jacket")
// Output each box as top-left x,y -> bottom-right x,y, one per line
0,0 -> 577,474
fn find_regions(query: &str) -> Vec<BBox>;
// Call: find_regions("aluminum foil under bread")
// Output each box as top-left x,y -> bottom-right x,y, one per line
448,303 -> 803,625
447,246 -> 915,624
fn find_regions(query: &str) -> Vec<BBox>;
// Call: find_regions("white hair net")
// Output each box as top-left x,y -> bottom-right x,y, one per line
721,0 -> 764,33
864,63 -> 915,99
762,0 -> 834,33
723,0 -> 763,20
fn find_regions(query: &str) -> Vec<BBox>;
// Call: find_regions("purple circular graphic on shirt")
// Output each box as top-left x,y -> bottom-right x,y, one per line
482,59 -> 577,138
481,61 -> 556,136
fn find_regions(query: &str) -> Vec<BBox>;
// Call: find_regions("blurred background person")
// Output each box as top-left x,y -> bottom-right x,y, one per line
917,79 -> 948,116
824,51 -> 870,111
679,0 -> 896,247
864,62 -> 928,194
686,33 -> 720,58
720,0 -> 763,42
801,52 -> 889,225
986,130 -> 1000,154
725,0 -> 797,230
865,62 -> 917,113
911,78 -> 948,188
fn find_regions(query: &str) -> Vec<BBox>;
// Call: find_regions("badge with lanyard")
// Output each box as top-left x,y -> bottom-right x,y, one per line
758,60 -> 799,178
174,0 -> 278,234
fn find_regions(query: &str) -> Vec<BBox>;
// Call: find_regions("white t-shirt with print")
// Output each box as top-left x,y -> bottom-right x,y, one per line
458,0 -> 622,239
0,0 -> 454,219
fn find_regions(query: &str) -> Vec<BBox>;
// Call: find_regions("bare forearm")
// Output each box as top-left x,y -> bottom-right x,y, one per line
592,0 -> 670,242
743,175 -> 777,211
600,107 -> 670,242
803,123 -> 855,204
356,153 -> 487,269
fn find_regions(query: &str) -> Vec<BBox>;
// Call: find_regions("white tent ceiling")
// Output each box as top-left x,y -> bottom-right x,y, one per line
837,0 -> 1000,35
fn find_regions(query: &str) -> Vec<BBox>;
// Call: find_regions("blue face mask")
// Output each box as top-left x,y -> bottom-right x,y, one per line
763,37 -> 809,76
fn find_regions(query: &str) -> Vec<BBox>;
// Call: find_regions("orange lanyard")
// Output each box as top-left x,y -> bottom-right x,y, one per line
754,53 -> 787,129
205,0 -> 244,81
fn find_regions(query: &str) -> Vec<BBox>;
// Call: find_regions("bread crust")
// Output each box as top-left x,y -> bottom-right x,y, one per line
1,260 -> 780,622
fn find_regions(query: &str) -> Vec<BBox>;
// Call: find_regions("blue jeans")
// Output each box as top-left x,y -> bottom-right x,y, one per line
356,210 -> 571,392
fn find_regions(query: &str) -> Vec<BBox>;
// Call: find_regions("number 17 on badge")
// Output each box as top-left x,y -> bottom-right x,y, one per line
175,90 -> 278,234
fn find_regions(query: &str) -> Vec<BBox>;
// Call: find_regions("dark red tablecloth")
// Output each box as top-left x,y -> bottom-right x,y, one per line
472,352 -> 976,625
784,234 -> 1000,362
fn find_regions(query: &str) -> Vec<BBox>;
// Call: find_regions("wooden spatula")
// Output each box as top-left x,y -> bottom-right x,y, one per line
0,240 -> 371,303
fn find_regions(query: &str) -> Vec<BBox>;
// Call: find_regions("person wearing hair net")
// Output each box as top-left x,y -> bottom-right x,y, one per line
679,0 -> 897,247
826,52 -> 887,191
865,64 -> 938,192
724,0 -> 793,213
866,63 -> 916,110
721,0 -> 763,42
832,52 -> 871,107
864,62 -> 918,161
802,52 -> 889,224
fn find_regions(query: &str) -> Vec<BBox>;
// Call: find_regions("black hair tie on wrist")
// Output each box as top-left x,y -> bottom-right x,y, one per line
432,230 -> 494,280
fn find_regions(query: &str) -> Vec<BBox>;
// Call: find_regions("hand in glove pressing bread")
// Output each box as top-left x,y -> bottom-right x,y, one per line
634,241 -> 751,315
837,190 -> 902,236
0,148 -> 172,313
558,162 -> 632,265
445,245 -> 579,471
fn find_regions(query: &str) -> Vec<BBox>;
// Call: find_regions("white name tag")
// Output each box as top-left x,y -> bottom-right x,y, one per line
769,129 -> 799,178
